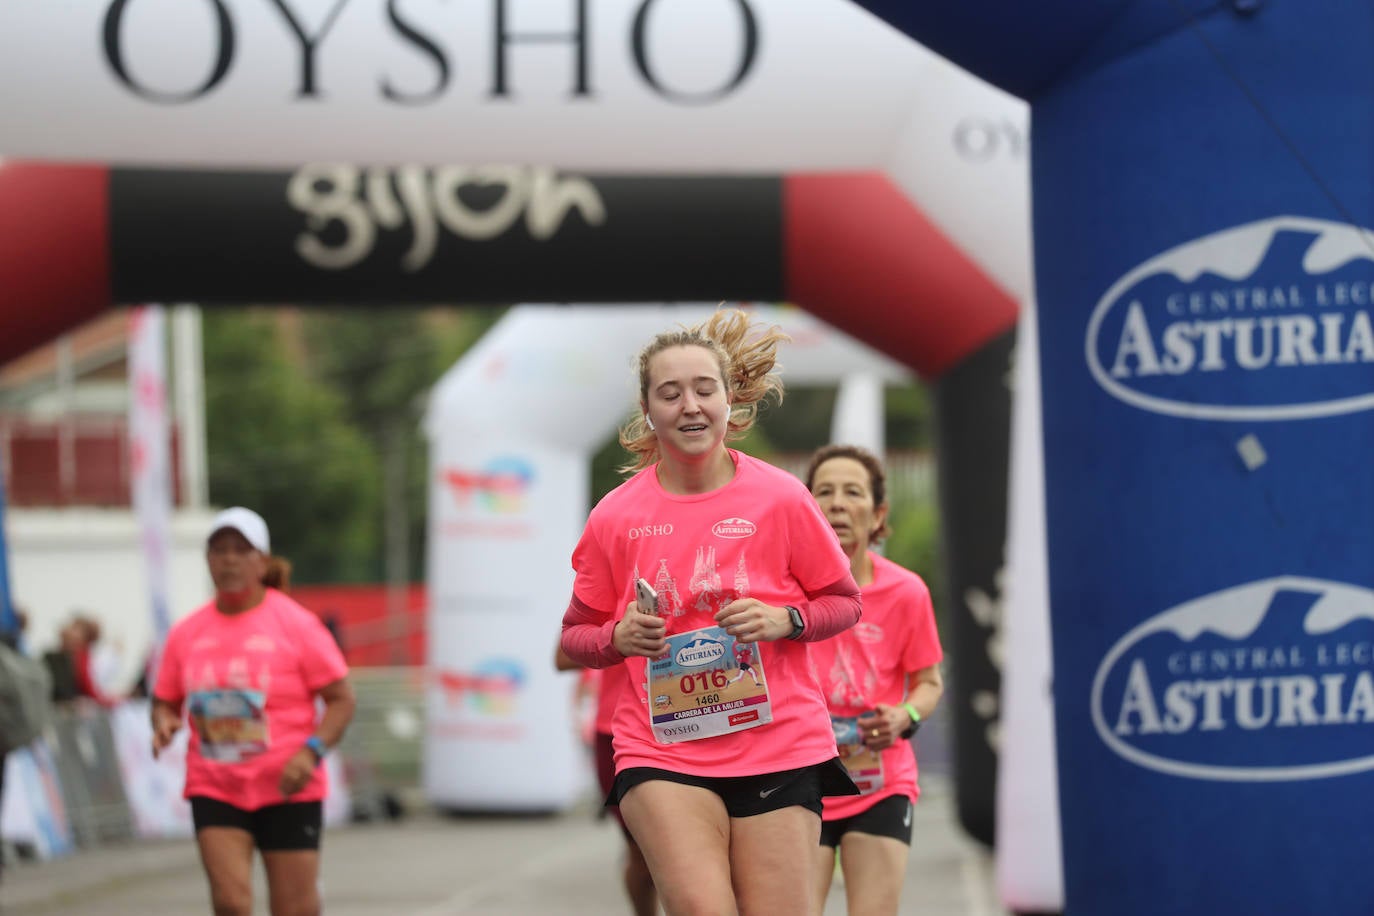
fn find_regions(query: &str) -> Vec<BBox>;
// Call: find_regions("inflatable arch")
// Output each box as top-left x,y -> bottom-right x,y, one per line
0,156 -> 1021,831
854,2 -> 1374,914
0,0 -> 1030,861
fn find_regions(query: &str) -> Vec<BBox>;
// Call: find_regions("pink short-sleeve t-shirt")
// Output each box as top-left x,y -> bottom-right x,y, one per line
572,451 -> 854,778
153,588 -> 349,810
808,553 -> 943,820
594,663 -> 626,737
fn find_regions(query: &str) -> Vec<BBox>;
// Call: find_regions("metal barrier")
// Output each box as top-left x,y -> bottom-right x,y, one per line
47,702 -> 135,848
4,668 -> 428,862
335,667 -> 426,819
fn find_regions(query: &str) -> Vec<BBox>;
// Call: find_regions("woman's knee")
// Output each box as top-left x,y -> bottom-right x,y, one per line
209,888 -> 252,916
269,898 -> 321,916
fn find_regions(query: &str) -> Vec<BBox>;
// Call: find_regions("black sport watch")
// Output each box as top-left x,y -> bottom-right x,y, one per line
785,605 -> 805,640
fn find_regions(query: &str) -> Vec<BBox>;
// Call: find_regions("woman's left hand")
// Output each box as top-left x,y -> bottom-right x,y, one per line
715,599 -> 790,643
278,748 -> 318,797
858,704 -> 907,752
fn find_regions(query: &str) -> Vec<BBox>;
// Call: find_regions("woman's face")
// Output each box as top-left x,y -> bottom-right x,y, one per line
206,529 -> 266,596
643,345 -> 731,462
810,456 -> 887,559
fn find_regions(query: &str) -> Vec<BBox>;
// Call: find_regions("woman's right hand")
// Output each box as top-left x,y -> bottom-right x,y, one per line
613,602 -> 667,658
151,703 -> 182,759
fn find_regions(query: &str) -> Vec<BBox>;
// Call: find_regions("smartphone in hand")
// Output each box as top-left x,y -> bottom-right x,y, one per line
635,577 -> 658,616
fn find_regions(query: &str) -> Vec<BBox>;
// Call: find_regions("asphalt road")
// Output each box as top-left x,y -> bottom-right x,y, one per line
2,776 -> 1006,915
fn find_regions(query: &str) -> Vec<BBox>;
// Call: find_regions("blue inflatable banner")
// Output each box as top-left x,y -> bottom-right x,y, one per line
1035,8 -> 1374,912
851,1 -> 1374,913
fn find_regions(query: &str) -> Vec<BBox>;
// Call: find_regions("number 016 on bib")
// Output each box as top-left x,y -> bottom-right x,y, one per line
647,626 -> 772,743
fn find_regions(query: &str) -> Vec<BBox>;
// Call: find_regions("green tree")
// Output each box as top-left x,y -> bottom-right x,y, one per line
752,386 -> 835,451
298,307 -> 504,581
202,310 -> 381,583
883,499 -> 945,622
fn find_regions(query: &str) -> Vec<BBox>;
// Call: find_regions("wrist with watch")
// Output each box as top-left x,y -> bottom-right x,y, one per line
304,735 -> 328,766
900,702 -> 922,739
784,605 -> 805,640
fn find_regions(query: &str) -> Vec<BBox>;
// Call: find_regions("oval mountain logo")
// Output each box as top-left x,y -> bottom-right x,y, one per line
676,637 -> 727,668
712,517 -> 756,538
1091,576 -> 1374,781
1086,216 -> 1374,420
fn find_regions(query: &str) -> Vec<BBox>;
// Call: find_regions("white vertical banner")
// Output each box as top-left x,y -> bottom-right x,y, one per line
830,372 -> 886,455
128,306 -> 174,677
995,294 -> 1063,911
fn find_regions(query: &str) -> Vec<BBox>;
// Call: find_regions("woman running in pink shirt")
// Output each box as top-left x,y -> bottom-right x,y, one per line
805,445 -> 945,916
561,309 -> 863,915
152,508 -> 356,916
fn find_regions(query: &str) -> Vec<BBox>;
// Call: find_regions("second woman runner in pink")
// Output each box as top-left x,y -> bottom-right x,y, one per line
805,444 -> 945,915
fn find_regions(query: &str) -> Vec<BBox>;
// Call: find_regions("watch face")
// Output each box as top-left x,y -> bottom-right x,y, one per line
788,606 -> 804,634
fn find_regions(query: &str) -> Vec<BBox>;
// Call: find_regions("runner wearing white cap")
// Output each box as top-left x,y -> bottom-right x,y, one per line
151,507 -> 356,916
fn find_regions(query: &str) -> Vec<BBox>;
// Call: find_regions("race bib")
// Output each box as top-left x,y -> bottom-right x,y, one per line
648,626 -> 772,743
187,689 -> 269,763
832,716 -> 884,795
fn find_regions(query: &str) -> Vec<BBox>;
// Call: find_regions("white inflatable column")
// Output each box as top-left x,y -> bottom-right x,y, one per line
830,372 -> 886,455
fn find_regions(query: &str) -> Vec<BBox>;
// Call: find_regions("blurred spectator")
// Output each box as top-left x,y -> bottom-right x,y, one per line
58,613 -> 121,707
321,610 -> 346,653
0,606 -> 31,884
1,606 -> 28,652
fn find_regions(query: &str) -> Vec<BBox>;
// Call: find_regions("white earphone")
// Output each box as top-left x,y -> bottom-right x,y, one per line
645,416 -> 655,431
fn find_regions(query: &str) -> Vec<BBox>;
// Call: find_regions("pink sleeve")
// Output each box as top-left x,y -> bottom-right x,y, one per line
560,595 -> 624,669
294,611 -> 349,691
787,482 -> 855,593
151,625 -> 186,704
796,573 -> 862,642
570,521 -> 618,614
563,515 -> 627,668
901,579 -> 944,673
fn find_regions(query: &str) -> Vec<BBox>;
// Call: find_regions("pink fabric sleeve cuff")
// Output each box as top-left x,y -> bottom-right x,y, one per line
795,573 -> 862,642
560,595 -> 625,669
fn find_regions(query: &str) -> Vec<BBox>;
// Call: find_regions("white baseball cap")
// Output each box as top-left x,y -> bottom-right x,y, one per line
207,507 -> 270,554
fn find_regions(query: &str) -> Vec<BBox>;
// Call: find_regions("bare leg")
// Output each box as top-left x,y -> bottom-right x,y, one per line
838,831 -> 908,916
620,780 -> 736,916
196,827 -> 255,916
811,842 -> 839,914
729,805 -> 822,916
624,833 -> 660,916
262,848 -> 322,916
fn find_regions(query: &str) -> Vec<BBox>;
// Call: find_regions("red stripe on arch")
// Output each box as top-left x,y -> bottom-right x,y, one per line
783,172 -> 1018,378
0,162 -> 110,365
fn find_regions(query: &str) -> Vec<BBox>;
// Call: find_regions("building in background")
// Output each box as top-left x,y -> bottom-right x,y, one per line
0,307 -> 214,692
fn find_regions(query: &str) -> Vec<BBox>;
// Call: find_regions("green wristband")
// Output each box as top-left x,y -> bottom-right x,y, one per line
900,702 -> 922,738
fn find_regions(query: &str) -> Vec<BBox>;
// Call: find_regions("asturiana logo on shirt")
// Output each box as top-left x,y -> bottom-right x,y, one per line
854,622 -> 885,644
712,517 -> 756,539
1086,216 -> 1374,421
1092,576 -> 1374,782
676,637 -> 726,668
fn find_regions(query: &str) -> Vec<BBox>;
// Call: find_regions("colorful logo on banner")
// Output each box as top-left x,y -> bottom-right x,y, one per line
435,659 -> 524,716
441,457 -> 534,514
1092,576 -> 1374,781
1086,217 -> 1374,421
